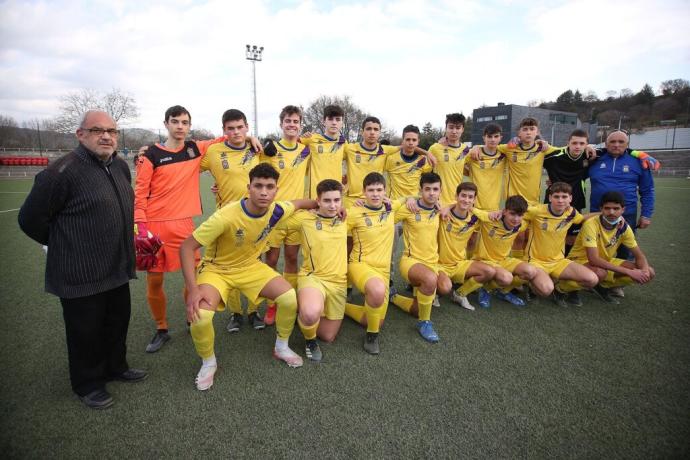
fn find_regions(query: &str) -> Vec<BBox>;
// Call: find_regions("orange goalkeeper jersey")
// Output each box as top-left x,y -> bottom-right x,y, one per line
134,137 -> 223,222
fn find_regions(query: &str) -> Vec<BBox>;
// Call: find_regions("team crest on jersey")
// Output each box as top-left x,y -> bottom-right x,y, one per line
583,159 -> 589,167
600,163 -> 606,169
315,219 -> 323,230
278,159 -> 285,169
622,165 -> 630,173
489,228 -> 496,237
444,149 -> 449,162
318,145 -> 324,154
222,159 -> 229,170
512,153 -> 518,162
479,161 -> 485,169
415,213 -> 421,222
364,216 -> 372,227
446,222 -> 453,232
234,229 -> 245,246
355,154 -> 361,163
187,148 -> 196,158
541,222 -> 548,231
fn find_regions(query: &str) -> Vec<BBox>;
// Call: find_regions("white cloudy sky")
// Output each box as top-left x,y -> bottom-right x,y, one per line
1,0 -> 689,136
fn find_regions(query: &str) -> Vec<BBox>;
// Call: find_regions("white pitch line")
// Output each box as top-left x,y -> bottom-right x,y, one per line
0,191 -> 29,194
0,208 -> 20,213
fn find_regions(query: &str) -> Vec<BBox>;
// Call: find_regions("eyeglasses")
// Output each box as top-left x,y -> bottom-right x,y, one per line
84,128 -> 120,137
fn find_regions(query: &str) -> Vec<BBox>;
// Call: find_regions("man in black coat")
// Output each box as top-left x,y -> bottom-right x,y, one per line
19,110 -> 146,409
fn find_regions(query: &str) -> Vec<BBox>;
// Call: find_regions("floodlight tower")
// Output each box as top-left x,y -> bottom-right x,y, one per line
245,44 -> 264,137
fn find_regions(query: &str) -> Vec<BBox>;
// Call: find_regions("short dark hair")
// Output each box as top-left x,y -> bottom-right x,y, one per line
362,116 -> 381,129
222,109 -> 247,125
456,182 -> 478,196
569,128 -> 588,140
249,163 -> 279,183
316,179 -> 343,197
504,195 -> 528,214
483,123 -> 502,136
402,124 -> 420,136
519,117 -> 539,128
323,105 -> 344,119
445,113 -> 466,127
420,171 -> 442,188
601,191 -> 625,207
363,172 -> 386,189
548,181 -> 572,196
279,105 -> 302,123
165,105 -> 191,123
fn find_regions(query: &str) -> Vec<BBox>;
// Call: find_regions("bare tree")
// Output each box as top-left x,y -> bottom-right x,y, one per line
302,95 -> 367,142
53,88 -> 140,133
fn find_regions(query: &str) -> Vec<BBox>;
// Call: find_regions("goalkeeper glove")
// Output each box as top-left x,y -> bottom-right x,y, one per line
633,151 -> 660,171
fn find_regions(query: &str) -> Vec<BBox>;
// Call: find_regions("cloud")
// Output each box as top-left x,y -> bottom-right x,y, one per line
1,0 -> 688,135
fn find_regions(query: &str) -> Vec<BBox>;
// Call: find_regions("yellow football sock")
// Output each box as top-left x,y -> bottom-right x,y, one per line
458,277 -> 483,296
345,303 -> 365,324
392,294 -> 414,313
364,301 -> 381,333
227,289 -> 242,314
510,249 -> 525,259
298,317 -> 319,340
274,289 -> 298,340
416,291 -> 435,321
246,300 -> 260,314
190,309 -> 215,359
600,272 -> 634,288
284,272 -> 298,290
557,279 -> 582,293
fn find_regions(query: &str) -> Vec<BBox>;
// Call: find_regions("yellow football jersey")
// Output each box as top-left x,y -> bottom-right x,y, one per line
344,143 -> 399,199
280,210 -> 348,284
301,133 -> 347,199
193,199 -> 296,271
428,142 -> 471,205
395,200 -> 440,266
473,216 -> 528,262
466,148 -> 506,210
260,139 -> 310,200
347,200 -> 402,271
524,204 -> 584,263
384,151 -> 433,200
568,216 -> 638,263
201,141 -> 260,208
438,208 -> 487,265
498,142 -> 559,205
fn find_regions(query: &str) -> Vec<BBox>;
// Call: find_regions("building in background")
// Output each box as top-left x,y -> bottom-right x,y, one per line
471,103 -> 597,147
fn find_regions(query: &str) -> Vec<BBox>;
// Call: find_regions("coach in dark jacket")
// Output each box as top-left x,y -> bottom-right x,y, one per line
18,110 -> 146,409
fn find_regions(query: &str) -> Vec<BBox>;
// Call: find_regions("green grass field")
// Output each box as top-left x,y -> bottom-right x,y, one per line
1,175 -> 689,459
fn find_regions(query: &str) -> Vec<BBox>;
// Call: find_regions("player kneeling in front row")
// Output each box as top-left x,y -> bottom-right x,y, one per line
390,172 -> 443,343
180,164 -> 320,390
436,182 -> 498,311
474,195 -> 554,307
278,180 -> 348,362
562,191 -> 655,304
344,173 -> 402,354
524,182 -> 599,307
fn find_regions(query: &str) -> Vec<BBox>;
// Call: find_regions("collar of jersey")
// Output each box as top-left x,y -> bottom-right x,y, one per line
241,198 -> 268,218
277,139 -> 298,151
416,199 -> 435,211
481,147 -> 499,157
321,133 -> 337,142
518,142 -> 537,151
565,148 -> 584,161
501,218 -> 518,231
358,142 -> 379,153
363,203 -> 384,211
547,204 -> 565,217
225,141 -> 248,151
316,213 -> 336,219
400,151 -> 419,163
447,143 -> 461,149
451,208 -> 469,220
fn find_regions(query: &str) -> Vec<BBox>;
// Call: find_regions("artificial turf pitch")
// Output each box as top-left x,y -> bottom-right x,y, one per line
0,175 -> 688,459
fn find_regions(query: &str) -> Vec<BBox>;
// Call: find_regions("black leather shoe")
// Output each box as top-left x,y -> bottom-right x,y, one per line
79,389 -> 114,409
112,368 -> 148,383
